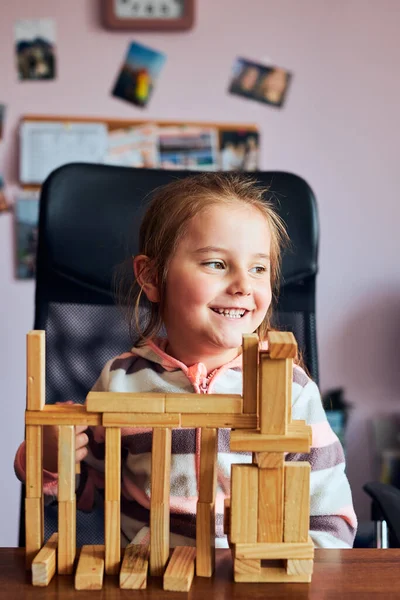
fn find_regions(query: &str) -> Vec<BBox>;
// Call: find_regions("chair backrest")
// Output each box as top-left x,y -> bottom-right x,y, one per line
19,163 -> 319,546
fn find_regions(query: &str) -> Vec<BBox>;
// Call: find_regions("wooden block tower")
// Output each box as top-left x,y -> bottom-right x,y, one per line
228,331 -> 313,582
23,328 -> 313,590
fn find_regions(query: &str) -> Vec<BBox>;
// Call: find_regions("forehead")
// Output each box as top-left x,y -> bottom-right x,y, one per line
180,202 -> 271,251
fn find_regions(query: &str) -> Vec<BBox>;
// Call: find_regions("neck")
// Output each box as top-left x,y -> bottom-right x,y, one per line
165,341 -> 241,374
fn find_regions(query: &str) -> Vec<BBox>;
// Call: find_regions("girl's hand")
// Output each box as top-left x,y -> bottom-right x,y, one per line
42,424 -> 89,472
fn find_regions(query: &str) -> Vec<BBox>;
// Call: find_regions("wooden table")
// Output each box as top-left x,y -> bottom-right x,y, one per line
1,548 -> 399,598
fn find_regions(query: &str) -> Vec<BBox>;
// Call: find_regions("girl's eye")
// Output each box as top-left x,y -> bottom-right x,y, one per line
251,265 -> 268,274
203,261 -> 225,269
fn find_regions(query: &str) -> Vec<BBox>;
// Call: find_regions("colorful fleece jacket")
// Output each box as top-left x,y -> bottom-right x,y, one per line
15,338 -> 357,549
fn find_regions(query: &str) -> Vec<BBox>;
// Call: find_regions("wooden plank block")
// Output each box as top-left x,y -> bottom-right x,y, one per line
286,558 -> 314,576
258,467 -> 284,542
267,331 -> 297,359
105,500 -> 120,575
58,426 -> 75,502
234,560 -> 311,583
75,545 -> 104,590
284,462 -> 310,543
259,355 -> 288,435
235,540 -> 314,560
150,503 -> 170,576
253,452 -> 285,469
32,532 -> 58,586
26,425 -> 42,498
163,546 -> 196,592
230,425 -> 311,453
150,428 -> 171,576
58,498 -> 76,574
27,330 -> 45,411
105,427 -> 121,501
86,392 -> 165,413
26,405 -> 101,426
242,333 -> 259,414
286,358 -> 293,423
196,502 -> 215,577
166,394 -> 242,414
120,544 -> 149,590
103,412 -> 181,427
198,428 -> 217,503
25,497 -> 43,568
230,465 -> 258,543
181,413 -> 257,429
234,557 -> 261,576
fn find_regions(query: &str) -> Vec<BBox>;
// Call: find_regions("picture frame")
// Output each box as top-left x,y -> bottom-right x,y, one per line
102,0 -> 195,31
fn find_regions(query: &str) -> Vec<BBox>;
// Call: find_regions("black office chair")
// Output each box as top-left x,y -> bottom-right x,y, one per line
18,163 -> 319,547
363,482 -> 400,548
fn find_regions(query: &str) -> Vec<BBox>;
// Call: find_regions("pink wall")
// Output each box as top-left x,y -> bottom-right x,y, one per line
1,0 -> 400,545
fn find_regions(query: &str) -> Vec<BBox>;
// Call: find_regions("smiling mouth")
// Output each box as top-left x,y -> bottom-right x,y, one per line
210,308 -> 249,319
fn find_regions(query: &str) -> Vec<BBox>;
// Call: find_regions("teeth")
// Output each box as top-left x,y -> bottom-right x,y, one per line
212,308 -> 246,318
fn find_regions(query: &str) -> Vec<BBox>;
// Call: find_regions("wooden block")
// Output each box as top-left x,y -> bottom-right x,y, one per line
235,540 -> 314,560
234,560 -> 311,583
165,394 -> 242,414
253,452 -> 284,469
105,427 -> 121,501
25,497 -> 43,569
181,413 -> 257,429
120,544 -> 149,590
32,533 -> 58,586
163,546 -> 196,592
75,545 -> 104,590
286,358 -> 293,423
86,392 -> 165,413
26,404 -> 101,426
58,426 -> 75,502
234,557 -> 261,576
26,425 -> 42,498
198,428 -> 217,503
242,333 -> 259,414
150,503 -> 170,576
58,498 -> 76,574
230,465 -> 258,543
151,428 -> 171,504
286,558 -> 314,576
258,467 -> 284,542
267,331 -> 297,359
230,425 -> 310,453
196,502 -> 215,577
103,412 -> 180,427
284,462 -> 310,543
105,500 -> 120,575
259,355 -> 288,435
223,498 -> 230,535
27,330 -> 45,411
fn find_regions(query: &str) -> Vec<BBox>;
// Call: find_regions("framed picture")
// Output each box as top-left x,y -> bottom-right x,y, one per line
103,0 -> 195,31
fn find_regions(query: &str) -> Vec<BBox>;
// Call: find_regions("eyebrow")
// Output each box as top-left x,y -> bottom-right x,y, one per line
193,246 -> 270,260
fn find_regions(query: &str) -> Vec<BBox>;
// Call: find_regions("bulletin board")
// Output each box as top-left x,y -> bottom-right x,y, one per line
19,115 -> 261,189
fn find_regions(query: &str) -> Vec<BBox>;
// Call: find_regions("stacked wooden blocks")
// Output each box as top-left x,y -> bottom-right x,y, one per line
24,329 -> 313,590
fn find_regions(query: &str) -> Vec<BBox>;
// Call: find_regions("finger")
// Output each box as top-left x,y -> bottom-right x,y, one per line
76,425 -> 89,435
76,446 -> 88,463
75,432 -> 89,450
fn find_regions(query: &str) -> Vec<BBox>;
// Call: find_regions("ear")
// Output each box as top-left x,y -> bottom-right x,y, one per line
133,255 -> 160,303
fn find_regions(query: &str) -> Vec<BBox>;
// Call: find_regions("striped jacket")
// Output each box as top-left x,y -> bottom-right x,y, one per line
15,337 -> 357,548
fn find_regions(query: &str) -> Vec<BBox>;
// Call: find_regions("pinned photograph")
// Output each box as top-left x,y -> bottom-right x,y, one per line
228,58 -> 291,108
220,129 -> 260,172
15,18 -> 56,80
158,126 -> 218,170
14,192 -> 40,279
104,123 -> 159,168
112,42 -> 166,108
0,176 -> 9,213
0,104 -> 5,140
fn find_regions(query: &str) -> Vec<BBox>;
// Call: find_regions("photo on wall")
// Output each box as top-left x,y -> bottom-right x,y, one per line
158,126 -> 218,170
15,18 -> 56,81
14,193 -> 40,279
219,129 -> 260,171
112,41 -> 166,108
228,58 -> 292,108
0,104 -> 5,140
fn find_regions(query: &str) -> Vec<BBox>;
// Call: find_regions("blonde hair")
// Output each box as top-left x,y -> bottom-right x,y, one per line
115,172 -> 289,345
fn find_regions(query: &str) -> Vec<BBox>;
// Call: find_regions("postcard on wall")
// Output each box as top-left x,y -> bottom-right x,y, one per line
14,191 -> 40,279
0,176 -> 9,213
219,129 -> 260,171
228,58 -> 292,108
112,42 -> 166,108
158,126 -> 219,170
0,104 -> 5,140
15,18 -> 57,81
104,123 -> 160,168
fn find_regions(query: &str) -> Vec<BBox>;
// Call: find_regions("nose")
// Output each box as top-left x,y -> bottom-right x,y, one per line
227,268 -> 252,296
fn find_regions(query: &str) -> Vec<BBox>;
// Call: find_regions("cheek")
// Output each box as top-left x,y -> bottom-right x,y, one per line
166,272 -> 211,309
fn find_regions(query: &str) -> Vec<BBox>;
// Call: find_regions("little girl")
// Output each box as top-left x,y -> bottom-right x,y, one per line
15,173 -> 357,548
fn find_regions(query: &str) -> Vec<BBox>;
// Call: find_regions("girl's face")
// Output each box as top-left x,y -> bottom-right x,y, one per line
162,202 -> 272,365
